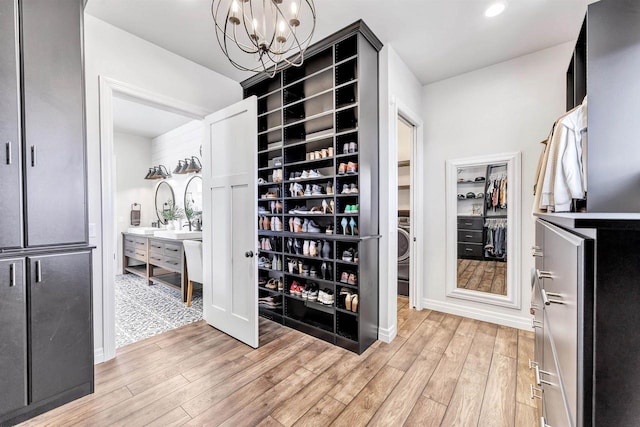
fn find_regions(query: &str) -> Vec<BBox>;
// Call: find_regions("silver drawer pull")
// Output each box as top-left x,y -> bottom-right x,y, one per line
535,365 -> 552,386
542,289 -> 563,305
6,141 -> 12,165
167,248 -> 179,252
531,248 -> 543,257
530,384 -> 542,400
9,263 -> 16,287
465,248 -> 473,252
528,359 -> 539,370
531,318 -> 542,329
464,222 -> 473,226
536,269 -> 553,280
540,416 -> 551,427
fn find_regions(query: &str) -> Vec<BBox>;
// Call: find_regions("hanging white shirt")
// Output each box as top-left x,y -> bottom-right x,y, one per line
539,99 -> 587,212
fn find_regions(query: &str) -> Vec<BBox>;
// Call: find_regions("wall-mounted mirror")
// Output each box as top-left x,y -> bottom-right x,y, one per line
155,181 -> 175,225
445,152 -> 521,309
184,176 -> 203,230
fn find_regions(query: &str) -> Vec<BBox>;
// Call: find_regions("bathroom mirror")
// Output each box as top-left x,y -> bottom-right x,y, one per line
445,152 -> 521,309
184,176 -> 203,226
154,181 -> 175,225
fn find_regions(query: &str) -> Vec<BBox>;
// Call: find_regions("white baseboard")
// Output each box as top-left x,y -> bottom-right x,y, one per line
378,323 -> 397,343
94,347 -> 105,365
422,298 -> 532,331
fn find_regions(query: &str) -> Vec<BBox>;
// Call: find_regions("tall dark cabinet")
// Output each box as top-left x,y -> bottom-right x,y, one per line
0,1 -> 93,425
242,21 -> 382,354
565,0 -> 640,213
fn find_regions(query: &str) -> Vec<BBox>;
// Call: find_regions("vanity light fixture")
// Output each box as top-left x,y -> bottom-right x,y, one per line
485,2 -> 506,18
172,156 -> 202,175
173,160 -> 185,174
211,0 -> 316,77
145,165 -> 171,180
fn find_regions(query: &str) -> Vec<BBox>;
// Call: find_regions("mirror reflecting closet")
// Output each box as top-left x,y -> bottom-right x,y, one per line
446,153 -> 521,308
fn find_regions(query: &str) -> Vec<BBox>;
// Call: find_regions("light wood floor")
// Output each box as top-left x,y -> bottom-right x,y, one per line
21,298 -> 538,427
457,259 -> 507,296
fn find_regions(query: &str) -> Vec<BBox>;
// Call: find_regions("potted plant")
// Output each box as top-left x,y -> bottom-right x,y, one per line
161,199 -> 184,230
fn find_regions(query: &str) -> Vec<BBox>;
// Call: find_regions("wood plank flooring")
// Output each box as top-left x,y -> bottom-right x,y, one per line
457,259 -> 507,296
20,298 -> 537,427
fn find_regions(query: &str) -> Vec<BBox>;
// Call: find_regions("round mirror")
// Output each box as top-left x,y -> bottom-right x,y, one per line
184,176 -> 203,221
155,181 -> 175,224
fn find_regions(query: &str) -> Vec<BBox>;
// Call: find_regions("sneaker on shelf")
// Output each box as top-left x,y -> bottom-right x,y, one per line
338,163 -> 347,175
325,225 -> 334,235
304,184 -> 312,196
301,286 -> 310,300
308,220 -> 322,233
301,170 -> 311,179
290,281 -> 301,296
308,288 -> 319,301
318,289 -> 327,304
342,143 -> 349,155
302,218 -> 309,232
350,183 -> 358,193
294,206 -> 310,215
302,264 -> 310,276
349,142 -> 357,153
323,288 -> 335,305
311,184 -> 323,195
309,169 -> 322,178
327,147 -> 334,157
340,271 -> 349,283
289,172 -> 296,181
351,204 -> 359,213
344,205 -> 352,213
342,249 -> 354,262
341,184 -> 350,194
347,162 -> 358,174
258,206 -> 269,214
258,257 -> 268,268
310,266 -> 317,277
258,178 -> 267,184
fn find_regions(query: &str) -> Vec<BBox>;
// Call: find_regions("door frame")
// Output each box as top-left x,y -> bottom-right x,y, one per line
384,97 -> 424,340
98,76 -> 209,362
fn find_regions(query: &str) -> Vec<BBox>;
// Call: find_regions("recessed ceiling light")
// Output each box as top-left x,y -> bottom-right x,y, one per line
485,2 -> 506,18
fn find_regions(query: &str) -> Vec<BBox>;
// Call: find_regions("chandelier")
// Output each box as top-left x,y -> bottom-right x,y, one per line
211,0 -> 316,76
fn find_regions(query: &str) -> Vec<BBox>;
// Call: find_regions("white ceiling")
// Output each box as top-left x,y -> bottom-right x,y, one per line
112,96 -> 195,139
86,0 -> 588,85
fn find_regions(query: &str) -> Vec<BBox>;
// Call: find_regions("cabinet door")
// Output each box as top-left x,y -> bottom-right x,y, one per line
0,259 -> 27,415
21,0 -> 86,246
0,0 -> 23,250
29,251 -> 92,403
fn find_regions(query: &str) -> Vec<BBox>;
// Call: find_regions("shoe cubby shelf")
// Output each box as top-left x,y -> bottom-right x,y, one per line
245,21 -> 381,354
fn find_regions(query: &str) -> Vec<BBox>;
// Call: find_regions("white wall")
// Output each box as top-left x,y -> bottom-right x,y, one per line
114,132 -> 155,271
420,41 -> 575,328
84,14 -> 242,360
379,45 -> 424,342
150,120 -> 204,226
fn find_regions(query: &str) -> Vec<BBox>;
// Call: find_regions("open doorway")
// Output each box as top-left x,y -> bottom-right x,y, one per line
99,78 -> 211,360
111,96 -> 205,348
397,116 -> 413,301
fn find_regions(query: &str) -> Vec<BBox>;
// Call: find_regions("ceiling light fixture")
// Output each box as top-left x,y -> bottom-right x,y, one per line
211,0 -> 317,77
485,2 -> 506,18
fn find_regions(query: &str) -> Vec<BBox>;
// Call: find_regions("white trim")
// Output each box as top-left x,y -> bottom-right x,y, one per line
445,152 -> 522,309
380,98 -> 425,341
423,298 -> 532,331
98,76 -> 209,362
378,324 -> 397,343
94,347 -> 104,364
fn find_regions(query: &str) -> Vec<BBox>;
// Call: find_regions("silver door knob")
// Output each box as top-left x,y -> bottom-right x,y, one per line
245,251 -> 254,258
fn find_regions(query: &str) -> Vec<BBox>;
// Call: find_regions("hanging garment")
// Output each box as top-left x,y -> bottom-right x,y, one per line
537,97 -> 588,212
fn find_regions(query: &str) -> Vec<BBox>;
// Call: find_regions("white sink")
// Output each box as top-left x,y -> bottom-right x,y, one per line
127,227 -> 157,235
153,230 -> 203,240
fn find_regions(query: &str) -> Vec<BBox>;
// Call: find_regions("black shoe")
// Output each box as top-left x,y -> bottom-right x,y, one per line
294,239 -> 302,255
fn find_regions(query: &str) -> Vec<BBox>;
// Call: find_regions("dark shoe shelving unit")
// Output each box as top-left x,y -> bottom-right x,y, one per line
242,21 -> 382,354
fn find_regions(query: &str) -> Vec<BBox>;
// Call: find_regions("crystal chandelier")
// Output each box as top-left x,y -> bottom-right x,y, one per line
211,0 -> 316,76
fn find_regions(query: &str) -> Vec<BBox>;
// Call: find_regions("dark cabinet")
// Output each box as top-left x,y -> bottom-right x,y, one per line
0,259 -> 27,416
29,252 -> 93,403
0,0 -> 93,424
0,0 -> 23,250
21,0 -> 87,246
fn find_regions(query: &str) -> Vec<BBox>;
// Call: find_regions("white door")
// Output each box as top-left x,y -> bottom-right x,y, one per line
202,97 -> 258,348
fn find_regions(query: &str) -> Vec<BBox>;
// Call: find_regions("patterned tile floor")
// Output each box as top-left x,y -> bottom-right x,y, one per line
115,274 -> 203,348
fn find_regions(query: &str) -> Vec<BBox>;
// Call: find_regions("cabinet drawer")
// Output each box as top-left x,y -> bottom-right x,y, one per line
149,240 -> 163,255
134,249 -> 147,262
457,230 -> 483,244
458,242 -> 483,259
162,255 -> 182,271
540,222 -> 585,424
148,253 -> 164,265
457,217 -> 483,230
123,236 -> 137,247
542,311 -> 573,427
124,247 -> 136,258
164,242 -> 182,256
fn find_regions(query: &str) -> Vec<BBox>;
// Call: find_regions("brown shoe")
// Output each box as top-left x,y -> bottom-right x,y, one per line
338,163 -> 347,175
347,162 -> 358,174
